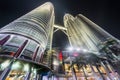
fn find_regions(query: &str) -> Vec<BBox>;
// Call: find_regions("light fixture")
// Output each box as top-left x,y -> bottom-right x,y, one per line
82,49 -> 87,52
1,60 -> 10,69
23,64 -> 29,72
53,60 -> 59,65
33,69 -> 37,74
67,47 -> 73,51
76,48 -> 81,51
12,61 -> 22,70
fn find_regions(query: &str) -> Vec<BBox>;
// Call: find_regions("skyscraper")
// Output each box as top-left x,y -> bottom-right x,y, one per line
0,1 -> 120,80
0,2 -> 54,80
64,13 -> 119,53
63,13 -> 120,80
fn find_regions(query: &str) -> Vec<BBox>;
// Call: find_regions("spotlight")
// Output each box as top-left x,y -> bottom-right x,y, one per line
68,47 -> 73,51
76,48 -> 81,51
82,49 -> 87,52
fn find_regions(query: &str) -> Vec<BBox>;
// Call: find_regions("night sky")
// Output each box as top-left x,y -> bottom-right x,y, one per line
0,0 -> 120,49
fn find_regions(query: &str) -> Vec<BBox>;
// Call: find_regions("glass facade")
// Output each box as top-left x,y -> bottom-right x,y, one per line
63,13 -> 120,80
0,2 -> 54,80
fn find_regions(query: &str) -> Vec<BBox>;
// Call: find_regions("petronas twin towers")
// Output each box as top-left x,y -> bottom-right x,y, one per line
64,14 -> 118,52
0,2 -> 120,80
